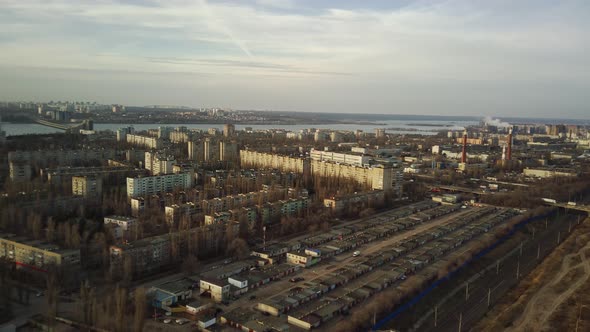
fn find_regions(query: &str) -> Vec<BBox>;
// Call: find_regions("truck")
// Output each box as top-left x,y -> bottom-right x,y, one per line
542,198 -> 557,204
567,201 -> 577,206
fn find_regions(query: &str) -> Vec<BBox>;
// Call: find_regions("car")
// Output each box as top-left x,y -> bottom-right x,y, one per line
35,292 -> 44,297
353,251 -> 361,257
249,295 -> 257,300
165,311 -> 172,316
163,318 -> 172,324
176,318 -> 189,325
289,277 -> 304,282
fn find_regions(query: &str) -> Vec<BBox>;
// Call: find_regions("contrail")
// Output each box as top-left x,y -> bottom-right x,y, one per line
199,0 -> 253,58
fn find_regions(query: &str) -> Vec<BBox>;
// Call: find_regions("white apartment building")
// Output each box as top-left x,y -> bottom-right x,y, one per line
126,173 -> 192,198
310,149 -> 370,167
116,127 -> 135,142
145,151 -> 176,175
126,134 -> 163,149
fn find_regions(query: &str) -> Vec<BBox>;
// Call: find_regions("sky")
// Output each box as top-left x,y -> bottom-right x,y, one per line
0,0 -> 588,118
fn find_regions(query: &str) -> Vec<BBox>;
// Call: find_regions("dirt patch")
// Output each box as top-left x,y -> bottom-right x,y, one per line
475,218 -> 590,332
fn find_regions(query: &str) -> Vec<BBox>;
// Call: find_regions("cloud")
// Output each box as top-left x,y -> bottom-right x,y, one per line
255,0 -> 294,10
0,0 -> 588,117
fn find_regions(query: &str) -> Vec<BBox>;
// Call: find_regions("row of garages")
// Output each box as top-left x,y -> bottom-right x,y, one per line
286,207 -> 520,330
279,208 -> 501,326
218,206 -> 517,331
302,204 -> 463,261
283,204 -> 462,268
299,200 -> 439,248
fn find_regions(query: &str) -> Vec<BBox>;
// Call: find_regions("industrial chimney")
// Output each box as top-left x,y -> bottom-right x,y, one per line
461,130 -> 467,163
506,128 -> 513,160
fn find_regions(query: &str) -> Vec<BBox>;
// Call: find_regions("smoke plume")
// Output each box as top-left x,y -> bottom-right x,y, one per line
483,116 -> 511,128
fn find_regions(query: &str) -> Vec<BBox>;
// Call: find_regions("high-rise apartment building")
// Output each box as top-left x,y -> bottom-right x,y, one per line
203,138 -> 219,162
219,141 -> 238,162
126,134 -> 163,149
223,124 -> 235,137
187,141 -> 202,161
145,151 -> 176,175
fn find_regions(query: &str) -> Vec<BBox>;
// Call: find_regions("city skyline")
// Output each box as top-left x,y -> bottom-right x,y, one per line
1,0 -> 589,118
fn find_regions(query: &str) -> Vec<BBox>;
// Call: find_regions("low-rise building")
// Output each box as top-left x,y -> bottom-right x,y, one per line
228,276 -> 248,289
104,216 -> 137,231
204,212 -> 231,225
523,167 -> 578,178
186,300 -> 211,315
286,251 -> 321,267
151,279 -> 194,310
0,234 -> 81,272
199,278 -> 230,303
324,190 -> 385,213
110,235 -> 171,276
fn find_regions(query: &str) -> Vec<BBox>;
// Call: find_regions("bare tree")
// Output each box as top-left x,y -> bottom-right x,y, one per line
114,285 -> 127,332
133,287 -> 147,332
226,238 -> 250,259
182,254 -> 199,274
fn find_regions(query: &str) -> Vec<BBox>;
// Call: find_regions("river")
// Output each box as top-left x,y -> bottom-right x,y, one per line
1,120 -> 476,137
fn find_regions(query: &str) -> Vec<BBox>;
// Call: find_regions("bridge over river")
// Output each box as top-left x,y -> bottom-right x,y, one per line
33,118 -> 92,133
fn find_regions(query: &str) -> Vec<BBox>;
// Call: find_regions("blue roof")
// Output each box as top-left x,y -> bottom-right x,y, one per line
153,290 -> 175,302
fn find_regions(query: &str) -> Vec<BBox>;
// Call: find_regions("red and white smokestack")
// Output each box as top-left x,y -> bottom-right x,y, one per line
507,128 -> 513,160
461,130 -> 467,163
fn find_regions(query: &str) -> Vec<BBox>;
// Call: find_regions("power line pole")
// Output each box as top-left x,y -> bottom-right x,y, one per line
557,231 -> 561,244
434,306 -> 438,327
496,260 -> 500,274
465,282 -> 469,300
458,312 -> 463,332
537,244 -> 541,259
516,260 -> 520,279
487,288 -> 491,307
